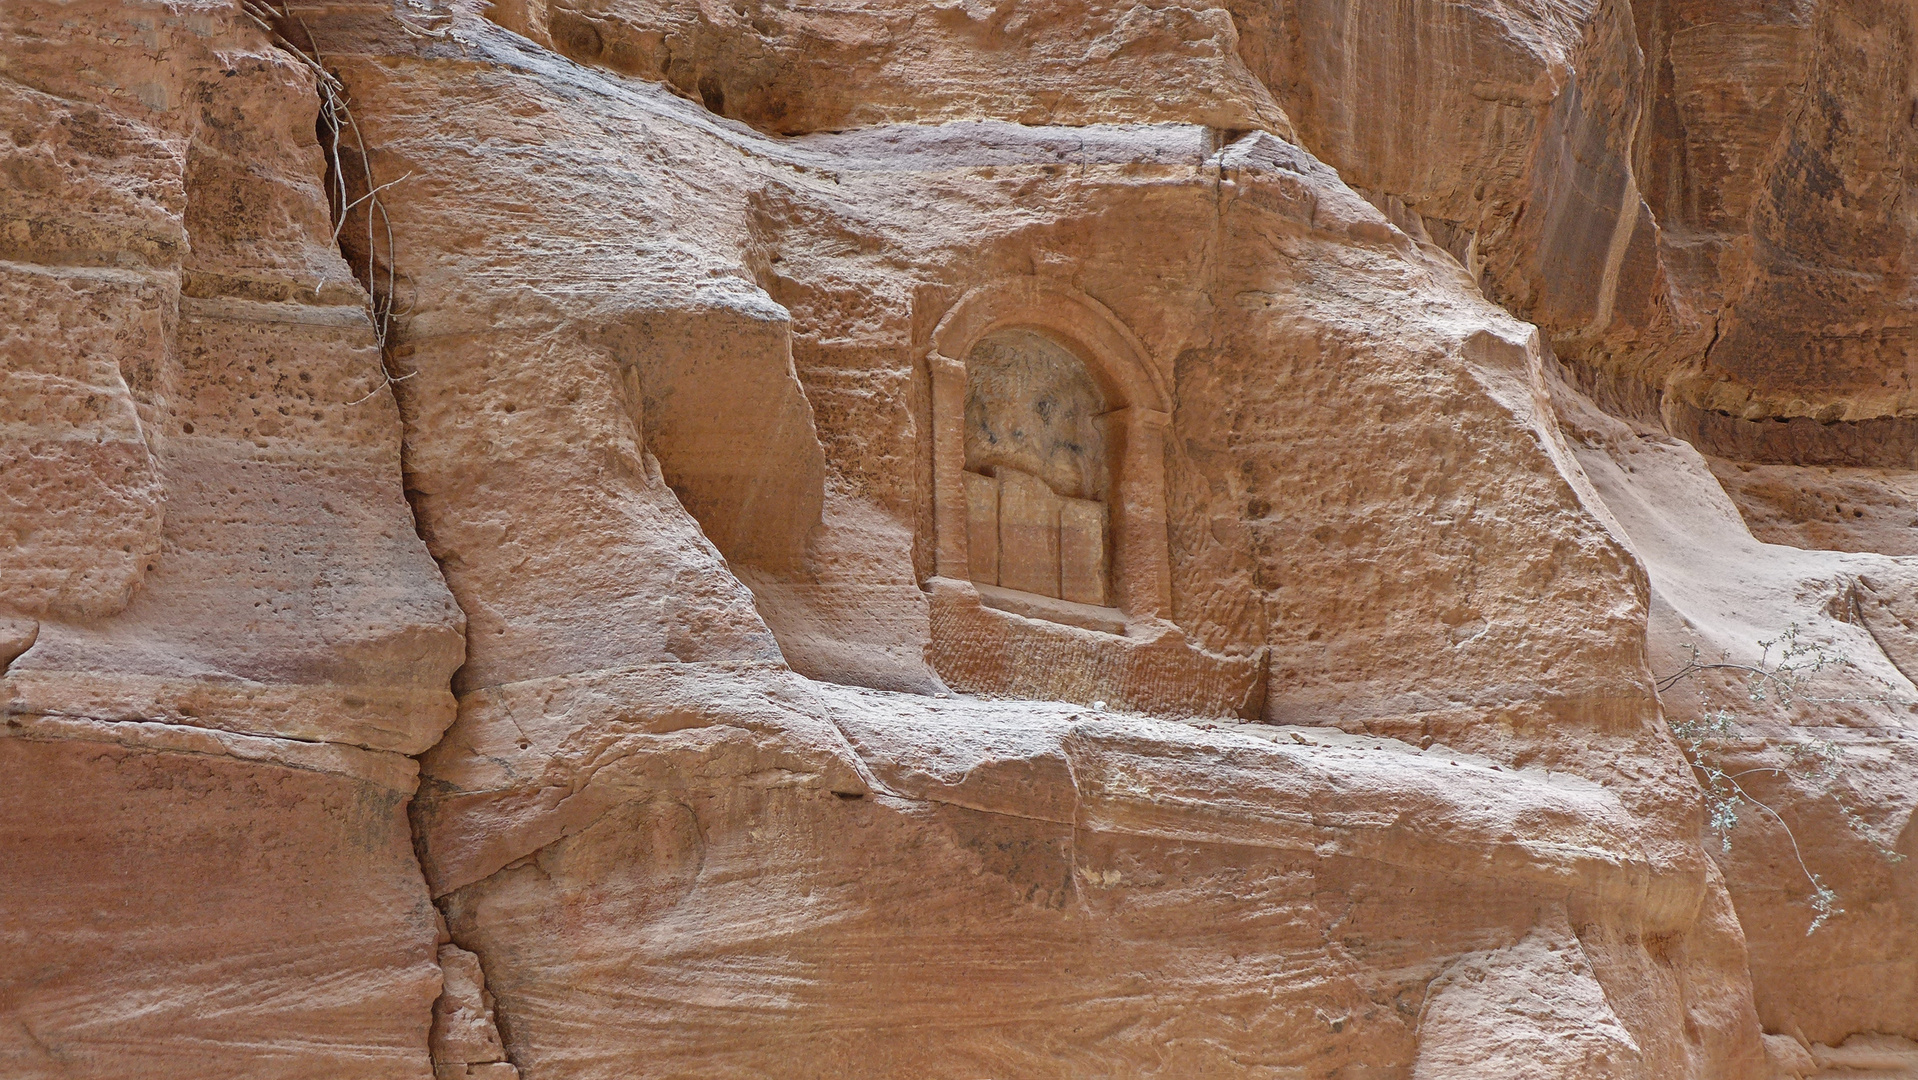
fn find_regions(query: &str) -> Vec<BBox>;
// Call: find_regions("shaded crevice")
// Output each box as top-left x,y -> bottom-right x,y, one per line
260,15 -> 516,1077
248,1 -> 412,372
0,618 -> 38,678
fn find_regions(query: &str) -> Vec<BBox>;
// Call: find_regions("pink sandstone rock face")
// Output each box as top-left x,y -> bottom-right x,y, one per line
2,0 -> 1914,1077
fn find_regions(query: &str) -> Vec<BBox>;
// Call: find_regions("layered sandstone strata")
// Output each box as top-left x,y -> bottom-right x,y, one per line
2,3 -> 464,1075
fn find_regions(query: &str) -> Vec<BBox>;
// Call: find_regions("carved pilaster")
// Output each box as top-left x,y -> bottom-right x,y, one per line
927,352 -> 970,580
1105,406 -> 1172,618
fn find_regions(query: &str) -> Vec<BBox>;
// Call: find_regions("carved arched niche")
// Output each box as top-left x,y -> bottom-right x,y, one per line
923,281 -> 1260,717
928,281 -> 1172,630
965,330 -> 1112,609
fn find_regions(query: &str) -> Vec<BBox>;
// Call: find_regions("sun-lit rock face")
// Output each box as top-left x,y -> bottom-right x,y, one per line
488,0 -> 1295,136
3,0 -> 1914,1077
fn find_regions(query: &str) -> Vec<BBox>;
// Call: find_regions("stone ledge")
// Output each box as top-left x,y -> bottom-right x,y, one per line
1,669 -> 455,756
975,582 -> 1126,635
925,577 -> 1264,718
0,711 -> 420,792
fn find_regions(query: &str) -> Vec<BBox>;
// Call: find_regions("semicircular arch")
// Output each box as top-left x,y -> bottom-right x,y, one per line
927,279 -> 1168,415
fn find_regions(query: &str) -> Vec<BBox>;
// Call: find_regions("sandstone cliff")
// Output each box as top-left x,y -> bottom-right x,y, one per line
1,0 -> 1913,1077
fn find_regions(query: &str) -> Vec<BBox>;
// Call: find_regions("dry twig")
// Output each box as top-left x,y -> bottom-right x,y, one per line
240,0 -> 415,403
1660,624 -> 1910,934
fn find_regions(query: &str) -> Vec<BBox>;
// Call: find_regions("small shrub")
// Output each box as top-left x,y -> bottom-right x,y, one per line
1660,625 -> 1908,934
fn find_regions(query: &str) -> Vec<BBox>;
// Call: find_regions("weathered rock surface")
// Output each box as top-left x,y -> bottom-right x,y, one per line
1,717 -> 441,1077
1556,372 -> 1918,1047
490,0 -> 1295,136
3,0 -> 1914,1076
2,3 -> 461,1075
